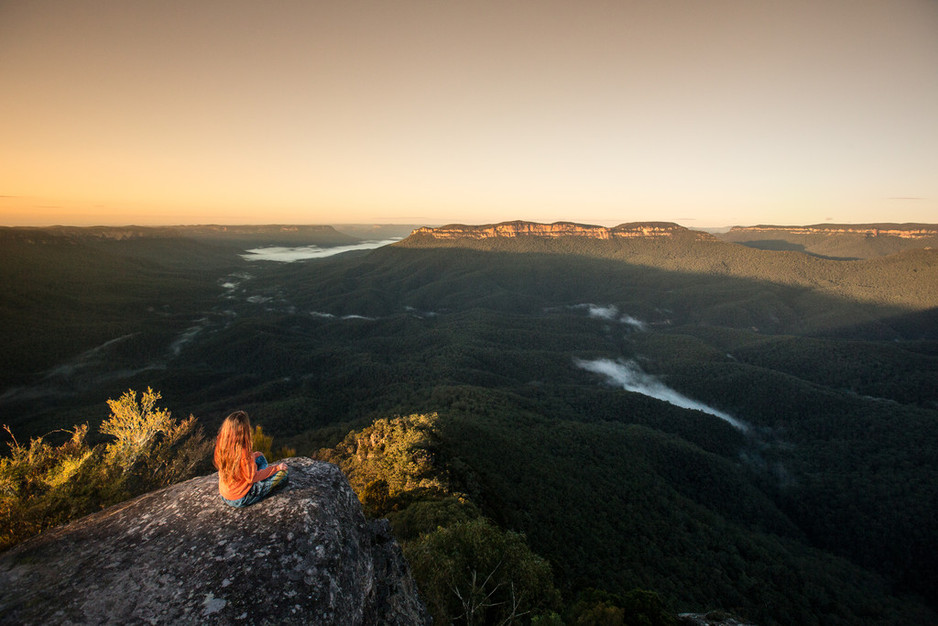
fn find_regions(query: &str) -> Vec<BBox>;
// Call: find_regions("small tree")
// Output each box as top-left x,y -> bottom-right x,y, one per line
101,388 -> 173,470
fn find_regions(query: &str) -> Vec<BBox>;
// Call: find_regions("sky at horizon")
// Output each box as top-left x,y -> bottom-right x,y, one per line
2,1 -> 937,229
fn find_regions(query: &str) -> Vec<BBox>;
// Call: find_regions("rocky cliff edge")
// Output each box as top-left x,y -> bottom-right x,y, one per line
725,223 -> 938,239
0,458 -> 429,625
409,220 -> 710,240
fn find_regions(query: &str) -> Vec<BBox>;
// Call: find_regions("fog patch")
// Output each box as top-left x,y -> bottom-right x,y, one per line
405,306 -> 438,319
575,358 -> 748,431
170,318 -> 210,356
219,273 -> 253,299
311,307 -> 439,321
581,304 -> 618,321
620,315 -> 648,331
242,239 -> 398,262
44,334 -> 139,379
572,304 -> 648,331
0,333 -> 162,406
310,311 -> 376,321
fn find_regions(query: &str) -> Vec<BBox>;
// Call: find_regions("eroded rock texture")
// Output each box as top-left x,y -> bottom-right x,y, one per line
0,458 -> 428,625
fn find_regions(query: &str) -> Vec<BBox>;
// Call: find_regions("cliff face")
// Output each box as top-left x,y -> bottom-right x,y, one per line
410,220 -> 710,241
720,223 -> 938,259
0,458 -> 428,625
727,224 -> 938,240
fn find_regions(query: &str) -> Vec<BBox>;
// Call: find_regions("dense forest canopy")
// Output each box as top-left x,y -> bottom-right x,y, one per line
1,223 -> 936,624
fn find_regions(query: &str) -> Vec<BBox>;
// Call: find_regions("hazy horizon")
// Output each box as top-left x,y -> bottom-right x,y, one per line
2,1 -> 936,228
2,218 -> 936,231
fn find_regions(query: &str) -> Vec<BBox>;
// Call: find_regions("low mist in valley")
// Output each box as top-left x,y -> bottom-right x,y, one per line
575,357 -> 749,431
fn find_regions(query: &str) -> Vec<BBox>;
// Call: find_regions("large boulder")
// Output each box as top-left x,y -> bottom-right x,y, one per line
0,458 -> 429,625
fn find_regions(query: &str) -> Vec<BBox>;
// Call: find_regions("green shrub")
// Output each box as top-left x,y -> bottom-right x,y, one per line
531,612 -> 565,626
0,389 -> 212,550
566,588 -> 675,626
318,413 -> 448,498
0,424 -> 98,548
252,424 -> 296,463
386,495 -> 480,541
404,517 -> 561,625
321,413 -> 562,623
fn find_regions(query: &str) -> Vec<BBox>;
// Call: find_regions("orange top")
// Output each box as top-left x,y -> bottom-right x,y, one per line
218,451 -> 281,500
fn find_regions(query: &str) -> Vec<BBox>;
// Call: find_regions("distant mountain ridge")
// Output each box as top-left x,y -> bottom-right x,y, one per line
397,220 -> 938,310
406,220 -> 938,249
0,224 -> 358,246
727,223 -> 938,239
719,223 -> 938,259
410,220 -> 710,241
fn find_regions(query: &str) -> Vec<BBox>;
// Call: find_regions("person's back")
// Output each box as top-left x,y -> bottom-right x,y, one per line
214,410 -> 288,507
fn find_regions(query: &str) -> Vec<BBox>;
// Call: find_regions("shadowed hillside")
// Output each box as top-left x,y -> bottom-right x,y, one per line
399,221 -> 938,309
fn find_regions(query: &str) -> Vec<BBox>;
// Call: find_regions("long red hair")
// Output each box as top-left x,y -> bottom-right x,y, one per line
214,410 -> 253,484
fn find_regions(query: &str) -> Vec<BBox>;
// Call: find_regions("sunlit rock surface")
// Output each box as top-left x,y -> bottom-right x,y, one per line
725,223 -> 938,239
409,220 -> 710,240
0,458 -> 428,625
720,223 -> 938,259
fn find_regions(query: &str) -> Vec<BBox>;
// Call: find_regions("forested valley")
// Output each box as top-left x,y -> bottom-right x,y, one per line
1,224 -> 936,624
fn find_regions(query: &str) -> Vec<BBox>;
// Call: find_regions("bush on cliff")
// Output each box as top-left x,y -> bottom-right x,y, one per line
405,517 -> 561,625
319,413 -> 562,624
318,413 -> 449,500
565,588 -> 676,626
251,424 -> 296,463
0,388 -> 213,550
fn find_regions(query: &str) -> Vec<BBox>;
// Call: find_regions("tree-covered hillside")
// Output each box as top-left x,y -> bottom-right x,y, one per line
718,223 -> 938,259
1,225 -> 936,623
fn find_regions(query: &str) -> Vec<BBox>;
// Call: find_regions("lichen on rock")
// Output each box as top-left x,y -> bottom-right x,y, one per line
0,457 -> 428,625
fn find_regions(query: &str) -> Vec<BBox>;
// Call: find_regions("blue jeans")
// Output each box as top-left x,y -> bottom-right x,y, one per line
222,454 -> 289,508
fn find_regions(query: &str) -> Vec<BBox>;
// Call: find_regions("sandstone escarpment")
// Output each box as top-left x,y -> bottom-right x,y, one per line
726,224 -> 938,240
720,223 -> 938,259
0,458 -> 428,625
409,220 -> 711,241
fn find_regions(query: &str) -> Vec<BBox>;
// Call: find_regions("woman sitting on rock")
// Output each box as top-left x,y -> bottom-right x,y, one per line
214,410 -> 288,507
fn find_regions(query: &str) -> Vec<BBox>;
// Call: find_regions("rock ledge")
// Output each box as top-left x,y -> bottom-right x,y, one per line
0,458 -> 428,625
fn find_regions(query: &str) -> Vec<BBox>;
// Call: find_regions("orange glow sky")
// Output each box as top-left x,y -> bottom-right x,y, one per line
1,1 -> 936,228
